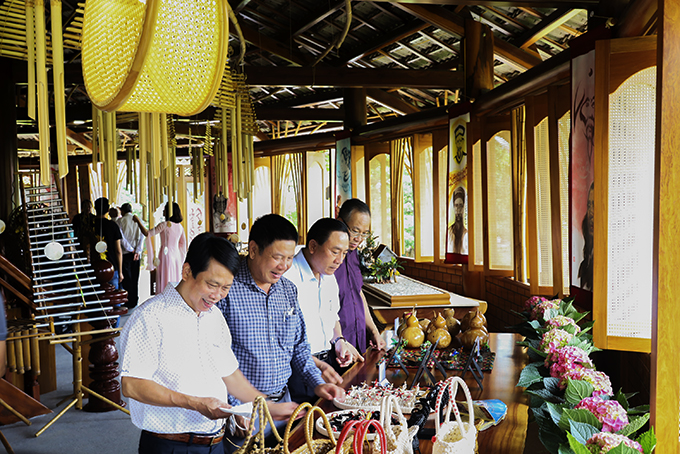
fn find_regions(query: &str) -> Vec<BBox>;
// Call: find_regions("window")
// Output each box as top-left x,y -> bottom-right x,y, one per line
306,150 -> 331,230
471,140 -> 484,268
352,145 -> 366,201
558,112 -> 571,295
369,152 -> 391,248
399,139 -> 415,258
437,144 -> 448,262
253,157 -> 271,222
413,134 -> 433,261
486,131 -> 513,270
533,117 -> 554,288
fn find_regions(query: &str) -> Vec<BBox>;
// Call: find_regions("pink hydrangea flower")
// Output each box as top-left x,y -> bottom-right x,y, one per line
558,368 -> 613,397
546,346 -> 593,378
586,432 -> 643,453
539,328 -> 574,354
531,299 -> 560,321
546,315 -> 581,334
524,296 -> 548,312
576,396 -> 629,432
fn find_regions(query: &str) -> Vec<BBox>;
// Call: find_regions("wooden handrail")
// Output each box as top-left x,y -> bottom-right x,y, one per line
0,254 -> 31,291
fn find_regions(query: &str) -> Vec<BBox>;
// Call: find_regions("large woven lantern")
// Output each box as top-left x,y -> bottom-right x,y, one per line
81,0 -> 228,115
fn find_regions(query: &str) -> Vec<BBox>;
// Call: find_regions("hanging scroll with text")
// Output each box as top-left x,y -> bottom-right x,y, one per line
446,106 -> 471,264
335,132 -> 352,217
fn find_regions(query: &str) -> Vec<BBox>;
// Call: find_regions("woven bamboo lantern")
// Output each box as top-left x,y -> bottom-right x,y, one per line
81,0 -> 228,115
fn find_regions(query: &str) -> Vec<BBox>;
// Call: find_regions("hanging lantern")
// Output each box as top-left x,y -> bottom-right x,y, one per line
44,241 -> 64,261
0,219 -> 5,234
81,0 -> 229,115
95,241 -> 107,254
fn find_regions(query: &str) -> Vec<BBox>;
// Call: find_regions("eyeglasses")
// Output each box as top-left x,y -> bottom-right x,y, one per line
348,227 -> 370,240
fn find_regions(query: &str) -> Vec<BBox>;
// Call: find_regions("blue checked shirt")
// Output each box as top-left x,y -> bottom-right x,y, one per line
217,259 -> 324,405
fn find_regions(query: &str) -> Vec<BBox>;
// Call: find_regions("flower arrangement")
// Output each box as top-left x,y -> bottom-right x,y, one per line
511,297 -> 655,454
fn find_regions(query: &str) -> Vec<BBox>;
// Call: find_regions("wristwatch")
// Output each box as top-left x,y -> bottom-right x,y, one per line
330,336 -> 345,347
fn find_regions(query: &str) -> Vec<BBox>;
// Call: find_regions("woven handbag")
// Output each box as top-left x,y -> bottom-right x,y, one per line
234,396 -> 284,454
432,377 -> 477,454
283,402 -> 337,454
379,395 -> 418,454
335,420 -> 387,454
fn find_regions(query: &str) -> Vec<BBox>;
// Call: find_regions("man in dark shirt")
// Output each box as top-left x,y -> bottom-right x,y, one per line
335,199 -> 386,354
71,199 -> 95,261
93,197 -> 124,290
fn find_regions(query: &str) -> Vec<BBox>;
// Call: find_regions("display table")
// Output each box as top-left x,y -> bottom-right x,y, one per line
286,333 -> 529,454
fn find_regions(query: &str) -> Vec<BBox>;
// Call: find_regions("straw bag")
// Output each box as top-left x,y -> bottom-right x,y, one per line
284,402 -> 337,454
335,420 -> 387,454
432,377 -> 477,454
379,395 -> 418,454
234,396 -> 284,454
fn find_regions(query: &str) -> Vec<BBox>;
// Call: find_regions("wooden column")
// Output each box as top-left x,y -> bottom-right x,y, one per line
652,0 -> 680,450
65,161 -> 79,217
343,88 -> 367,130
78,164 -> 91,207
0,58 -> 18,225
464,19 -> 494,101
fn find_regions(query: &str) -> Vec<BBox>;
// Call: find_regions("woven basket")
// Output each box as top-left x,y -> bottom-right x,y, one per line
335,420 -> 387,454
379,395 -> 418,454
234,396 -> 284,454
284,402 -> 337,454
432,377 -> 477,454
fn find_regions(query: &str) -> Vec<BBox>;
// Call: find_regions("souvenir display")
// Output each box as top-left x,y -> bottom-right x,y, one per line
317,410 -> 400,440
334,382 -> 422,413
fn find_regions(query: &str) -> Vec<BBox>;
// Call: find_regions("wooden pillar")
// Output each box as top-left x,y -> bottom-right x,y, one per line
652,0 -> 680,450
65,161 -> 79,217
343,88 -> 367,130
78,164 -> 91,207
0,58 -> 18,225
464,19 -> 494,101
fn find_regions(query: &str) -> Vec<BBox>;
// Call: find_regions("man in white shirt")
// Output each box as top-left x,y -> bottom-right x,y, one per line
116,203 -> 144,309
284,218 -> 363,403
119,232 -> 297,453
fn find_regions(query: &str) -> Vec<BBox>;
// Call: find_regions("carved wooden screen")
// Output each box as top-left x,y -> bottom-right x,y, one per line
593,36 -> 656,353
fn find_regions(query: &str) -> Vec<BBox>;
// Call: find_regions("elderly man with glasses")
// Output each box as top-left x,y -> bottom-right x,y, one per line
335,199 -> 387,356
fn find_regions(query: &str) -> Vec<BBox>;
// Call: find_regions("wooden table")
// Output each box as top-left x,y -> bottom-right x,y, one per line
287,333 -> 529,454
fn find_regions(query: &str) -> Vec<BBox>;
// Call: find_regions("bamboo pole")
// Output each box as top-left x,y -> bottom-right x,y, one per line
7,333 -> 16,373
229,107 -> 238,196
139,114 -> 148,220
34,0 -> 50,186
91,105 -> 99,165
50,0 -> 68,179
21,329 -> 30,371
30,327 -> 40,375
25,0 -> 35,120
236,98 -> 243,198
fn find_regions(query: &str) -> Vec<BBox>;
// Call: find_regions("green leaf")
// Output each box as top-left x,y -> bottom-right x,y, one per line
636,427 -> 656,454
546,402 -> 569,427
627,405 -> 650,415
527,388 -> 566,404
617,414 -> 650,438
607,443 -> 646,454
539,424 -> 567,454
566,432 -> 592,454
564,379 -> 594,405
615,389 -> 629,411
544,377 -> 563,395
569,421 -> 601,446
559,409 -> 602,432
558,443 -> 576,454
518,362 -> 545,387
528,344 -> 549,358
544,308 -> 559,321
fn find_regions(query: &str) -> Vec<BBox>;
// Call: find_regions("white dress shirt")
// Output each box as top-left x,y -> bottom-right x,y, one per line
117,212 -> 144,254
119,284 -> 239,434
284,250 -> 340,355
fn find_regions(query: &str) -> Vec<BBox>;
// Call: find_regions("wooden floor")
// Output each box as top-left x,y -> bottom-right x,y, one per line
287,333 -> 530,454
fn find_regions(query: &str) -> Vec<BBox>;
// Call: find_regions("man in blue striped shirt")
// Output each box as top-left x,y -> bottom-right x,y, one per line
218,214 -> 344,452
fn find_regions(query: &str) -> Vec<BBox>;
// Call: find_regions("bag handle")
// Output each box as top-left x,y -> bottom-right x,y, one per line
335,420 -> 364,454
284,402 -> 337,454
434,377 -> 475,437
355,420 -> 387,454
244,396 -> 283,448
379,394 -> 407,445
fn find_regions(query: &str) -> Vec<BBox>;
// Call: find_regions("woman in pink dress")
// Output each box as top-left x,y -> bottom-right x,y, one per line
134,202 -> 187,294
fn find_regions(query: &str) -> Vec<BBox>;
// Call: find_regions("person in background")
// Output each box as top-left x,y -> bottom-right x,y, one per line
108,206 -> 120,222
71,199 -> 95,261
120,232 -> 297,454
135,202 -> 187,294
117,203 -> 144,309
284,217 -> 363,402
93,197 -> 124,289
336,199 -> 387,354
217,214 -> 344,453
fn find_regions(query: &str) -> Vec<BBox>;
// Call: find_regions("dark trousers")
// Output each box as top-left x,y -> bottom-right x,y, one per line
139,431 -> 223,454
288,350 -> 338,404
122,252 -> 141,308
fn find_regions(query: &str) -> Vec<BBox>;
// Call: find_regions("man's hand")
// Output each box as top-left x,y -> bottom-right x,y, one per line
189,396 -> 230,420
334,340 -> 364,367
369,330 -> 387,351
314,357 -> 342,385
133,252 -> 140,261
314,383 -> 345,401
230,415 -> 249,438
266,401 -> 300,421
118,273 -> 124,284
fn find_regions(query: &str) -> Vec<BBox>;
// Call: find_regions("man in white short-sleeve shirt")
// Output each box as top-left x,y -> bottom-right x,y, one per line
283,218 -> 363,403
120,232 -> 297,454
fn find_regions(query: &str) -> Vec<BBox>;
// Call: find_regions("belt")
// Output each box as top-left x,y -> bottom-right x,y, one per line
313,349 -> 330,363
267,386 -> 288,402
143,427 -> 225,446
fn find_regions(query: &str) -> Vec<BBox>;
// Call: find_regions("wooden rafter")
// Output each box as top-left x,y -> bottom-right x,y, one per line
294,0 -> 346,37
514,8 -> 583,49
342,20 -> 429,64
366,88 -> 421,114
238,22 -> 308,66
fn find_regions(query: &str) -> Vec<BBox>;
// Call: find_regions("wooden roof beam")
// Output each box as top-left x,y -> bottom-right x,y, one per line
255,107 -> 345,121
257,89 -> 344,109
244,66 -> 463,89
366,88 -> 421,115
342,20 -> 429,64
294,0 -> 346,37
238,22 -> 309,66
515,8 -> 583,50
393,3 -> 543,70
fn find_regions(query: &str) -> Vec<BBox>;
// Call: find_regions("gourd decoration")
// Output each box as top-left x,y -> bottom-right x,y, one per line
419,319 -> 431,332
426,313 -> 452,349
401,313 -> 425,349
